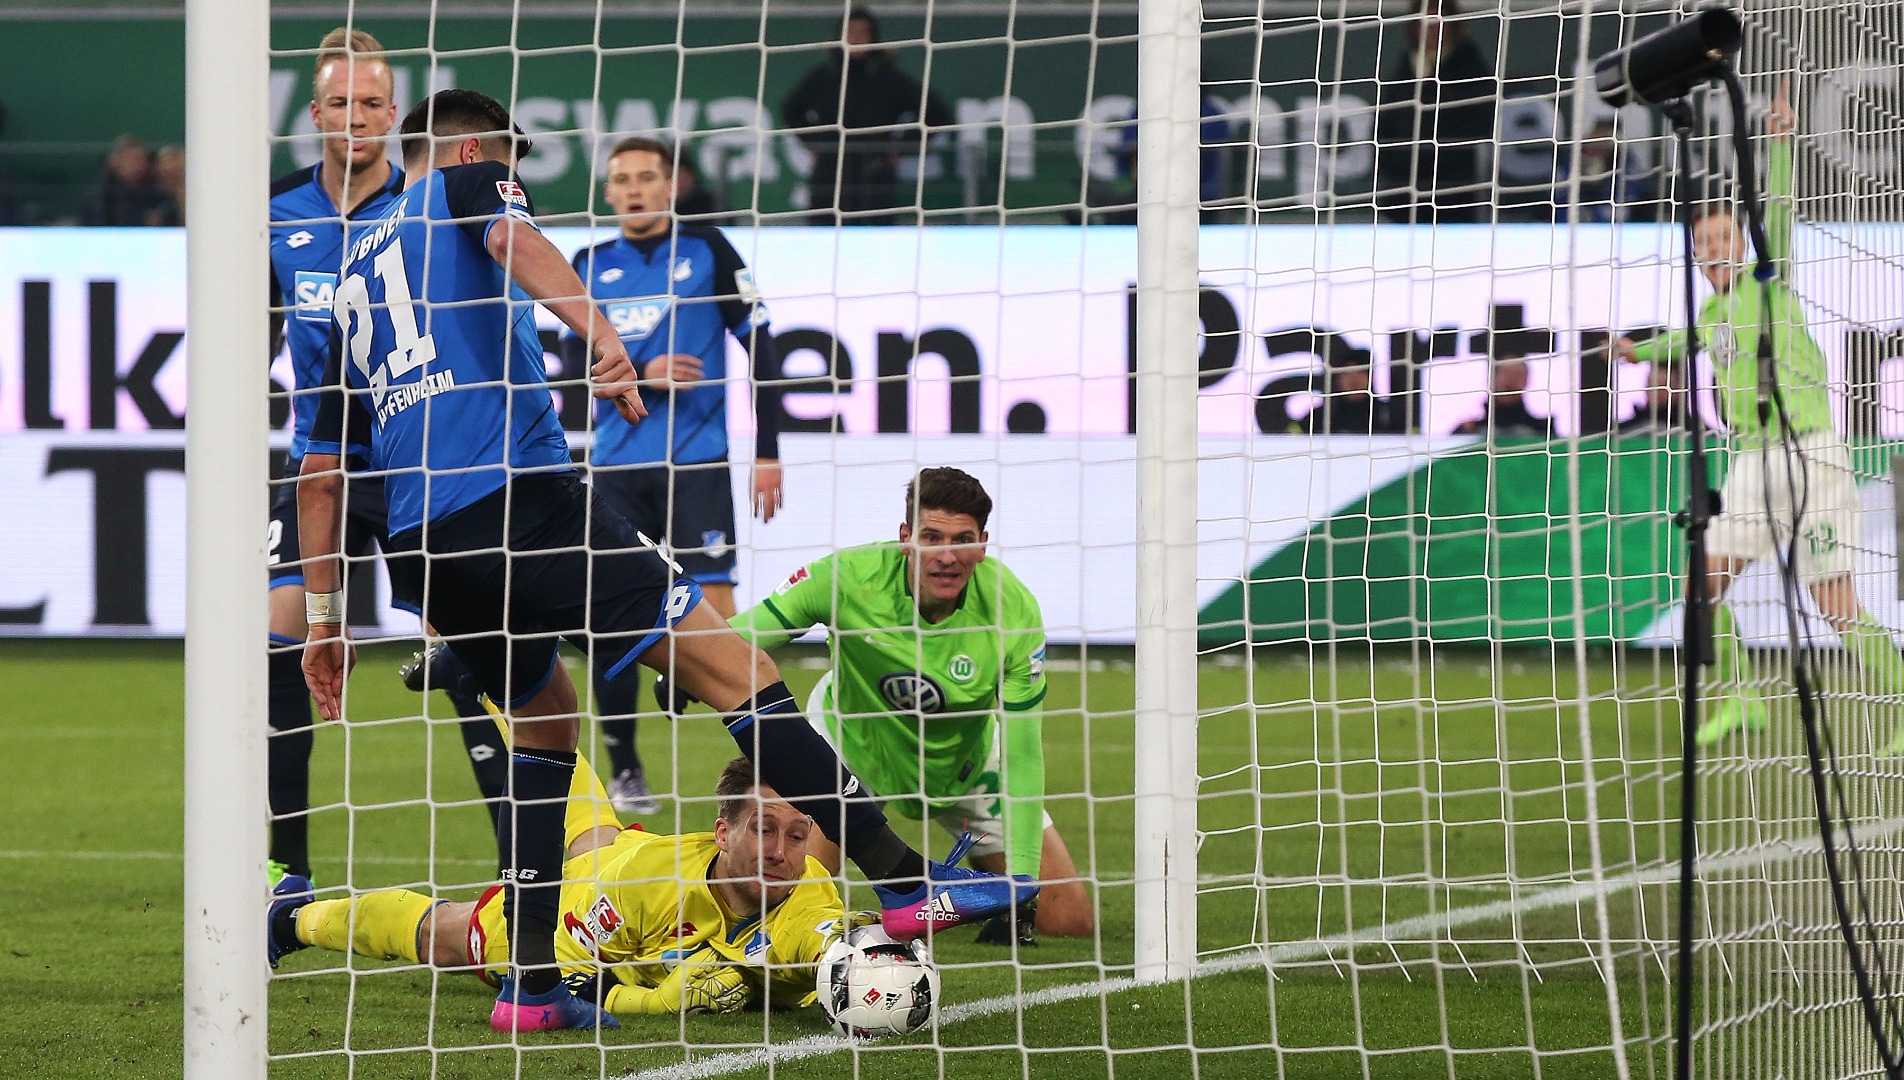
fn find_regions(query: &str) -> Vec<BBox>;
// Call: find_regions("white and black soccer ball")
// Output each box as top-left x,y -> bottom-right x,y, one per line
816,926 -> 939,1038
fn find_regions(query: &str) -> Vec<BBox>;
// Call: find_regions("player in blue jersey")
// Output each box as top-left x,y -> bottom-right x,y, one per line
264,28 -> 507,886
563,136 -> 786,815
300,89 -> 1033,1033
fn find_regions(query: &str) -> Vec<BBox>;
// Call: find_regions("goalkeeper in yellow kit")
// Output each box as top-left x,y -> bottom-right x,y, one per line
268,753 -> 847,1015
1618,83 -> 1904,747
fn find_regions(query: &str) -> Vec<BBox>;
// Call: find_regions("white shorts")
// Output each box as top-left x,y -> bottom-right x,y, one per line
1710,431 -> 1860,584
805,672 -> 1052,863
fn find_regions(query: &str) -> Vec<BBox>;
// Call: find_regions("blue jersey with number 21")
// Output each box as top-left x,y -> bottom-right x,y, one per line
315,160 -> 572,535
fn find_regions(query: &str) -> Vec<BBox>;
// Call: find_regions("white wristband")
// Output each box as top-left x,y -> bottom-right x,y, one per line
305,590 -> 345,626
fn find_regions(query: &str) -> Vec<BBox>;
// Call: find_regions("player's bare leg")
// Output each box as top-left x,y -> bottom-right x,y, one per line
971,827 -> 1094,938
1806,575 -> 1904,753
1698,556 -> 1769,745
642,602 -> 1035,937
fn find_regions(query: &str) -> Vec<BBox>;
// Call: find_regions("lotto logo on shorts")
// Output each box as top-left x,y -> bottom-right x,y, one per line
495,180 -> 527,206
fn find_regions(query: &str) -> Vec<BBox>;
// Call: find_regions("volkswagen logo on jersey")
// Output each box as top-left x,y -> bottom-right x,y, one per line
879,672 -> 947,715
607,297 -> 672,340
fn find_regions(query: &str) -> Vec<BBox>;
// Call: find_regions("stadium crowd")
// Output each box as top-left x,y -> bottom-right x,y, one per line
1,1 -> 1704,228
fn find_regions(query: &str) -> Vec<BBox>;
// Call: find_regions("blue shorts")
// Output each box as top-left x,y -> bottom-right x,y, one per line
268,456 -> 423,614
384,472 -> 701,708
589,459 -> 739,587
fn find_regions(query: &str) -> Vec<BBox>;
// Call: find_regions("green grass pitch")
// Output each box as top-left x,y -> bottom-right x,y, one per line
1,639 -> 1687,1079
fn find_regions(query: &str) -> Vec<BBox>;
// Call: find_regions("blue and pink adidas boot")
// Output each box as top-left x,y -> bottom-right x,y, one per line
874,832 -> 1039,940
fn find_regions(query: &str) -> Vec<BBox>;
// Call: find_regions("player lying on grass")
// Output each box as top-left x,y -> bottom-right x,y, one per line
1616,81 -> 1904,747
270,753 -> 856,1015
731,468 -> 1094,941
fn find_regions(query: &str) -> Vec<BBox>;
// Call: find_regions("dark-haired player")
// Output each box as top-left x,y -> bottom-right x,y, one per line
733,468 -> 1093,942
299,88 -> 1032,1033
564,136 -> 786,815
265,28 -> 506,887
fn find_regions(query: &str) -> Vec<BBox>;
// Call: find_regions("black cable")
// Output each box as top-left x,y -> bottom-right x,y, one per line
1659,96 -> 1710,1080
1717,68 -> 1904,1077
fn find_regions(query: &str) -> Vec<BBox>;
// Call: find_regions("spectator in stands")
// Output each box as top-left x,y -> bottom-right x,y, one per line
83,134 -> 168,226
1374,0 -> 1499,224
151,145 -> 186,226
0,100 -> 20,226
1618,362 -> 1698,435
672,151 -> 723,220
1305,362 -> 1406,435
1455,352 -> 1549,437
1554,120 -> 1658,223
781,5 -> 951,225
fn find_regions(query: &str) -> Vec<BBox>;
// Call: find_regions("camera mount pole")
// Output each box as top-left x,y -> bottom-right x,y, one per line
1659,95 -> 1711,1080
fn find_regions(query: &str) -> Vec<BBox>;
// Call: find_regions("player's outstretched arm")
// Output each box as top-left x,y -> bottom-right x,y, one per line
296,452 -> 353,720
580,947 -> 752,1015
484,217 -> 646,425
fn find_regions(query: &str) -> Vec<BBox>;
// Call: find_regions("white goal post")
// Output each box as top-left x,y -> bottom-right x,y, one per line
181,0 -> 271,1076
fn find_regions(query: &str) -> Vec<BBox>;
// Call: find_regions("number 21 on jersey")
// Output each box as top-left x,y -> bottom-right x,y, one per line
334,236 -> 439,406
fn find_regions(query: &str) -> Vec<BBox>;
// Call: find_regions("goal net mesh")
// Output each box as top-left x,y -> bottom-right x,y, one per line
255,0 -> 1904,1076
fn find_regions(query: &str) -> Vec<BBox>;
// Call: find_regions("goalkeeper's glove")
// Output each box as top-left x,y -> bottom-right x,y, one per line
600,945 -> 753,1015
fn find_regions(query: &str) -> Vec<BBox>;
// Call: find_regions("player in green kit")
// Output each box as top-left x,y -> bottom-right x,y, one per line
1619,83 -> 1904,747
731,468 -> 1094,941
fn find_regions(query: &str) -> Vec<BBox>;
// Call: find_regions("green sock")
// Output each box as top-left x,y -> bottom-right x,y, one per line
1843,619 -> 1904,702
1710,601 -> 1754,699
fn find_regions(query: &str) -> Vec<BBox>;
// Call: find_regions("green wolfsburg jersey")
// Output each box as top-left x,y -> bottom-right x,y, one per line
731,541 -> 1049,876
1632,138 -> 1833,440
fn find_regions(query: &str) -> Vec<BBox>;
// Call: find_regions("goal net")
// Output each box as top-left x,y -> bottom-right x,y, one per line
212,0 -> 1904,1076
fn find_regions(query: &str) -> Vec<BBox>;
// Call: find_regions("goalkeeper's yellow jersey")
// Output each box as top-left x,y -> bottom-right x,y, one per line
472,828 -> 843,1008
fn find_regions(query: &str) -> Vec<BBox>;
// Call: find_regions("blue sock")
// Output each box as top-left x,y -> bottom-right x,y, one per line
267,640 -> 314,879
498,747 -> 576,995
724,683 -> 922,887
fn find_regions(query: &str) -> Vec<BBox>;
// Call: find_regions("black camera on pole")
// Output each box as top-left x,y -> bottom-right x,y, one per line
1592,6 -> 1742,107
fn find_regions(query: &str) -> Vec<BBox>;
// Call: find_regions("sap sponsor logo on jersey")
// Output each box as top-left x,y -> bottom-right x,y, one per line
293,271 -> 337,323
775,566 -> 810,595
496,180 -> 528,207
879,671 -> 947,715
607,297 -> 672,341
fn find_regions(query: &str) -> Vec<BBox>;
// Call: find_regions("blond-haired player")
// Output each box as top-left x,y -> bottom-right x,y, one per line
265,29 -> 510,888
269,753 -> 852,1016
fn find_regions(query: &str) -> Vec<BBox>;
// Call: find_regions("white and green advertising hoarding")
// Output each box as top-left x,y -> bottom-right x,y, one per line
0,224 -> 1899,641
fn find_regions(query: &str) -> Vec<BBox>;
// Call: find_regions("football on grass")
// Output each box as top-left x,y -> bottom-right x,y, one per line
816,926 -> 940,1038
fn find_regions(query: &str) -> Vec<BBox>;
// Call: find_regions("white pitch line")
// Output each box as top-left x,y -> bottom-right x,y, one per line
623,817 -> 1904,1080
